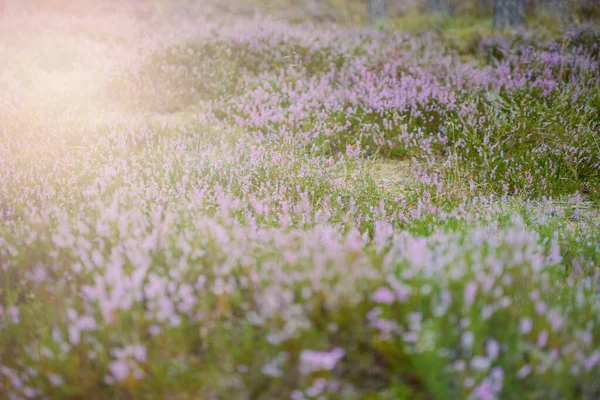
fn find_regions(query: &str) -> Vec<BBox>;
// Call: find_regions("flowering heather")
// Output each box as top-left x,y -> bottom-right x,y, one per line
1,3 -> 600,400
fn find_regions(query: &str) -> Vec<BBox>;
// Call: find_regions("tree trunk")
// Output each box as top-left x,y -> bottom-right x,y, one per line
368,0 -> 386,25
548,0 -> 571,25
428,0 -> 450,15
493,0 -> 525,28
481,0 -> 494,13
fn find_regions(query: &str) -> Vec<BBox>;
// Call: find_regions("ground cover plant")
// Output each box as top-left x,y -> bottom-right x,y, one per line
0,1 -> 599,399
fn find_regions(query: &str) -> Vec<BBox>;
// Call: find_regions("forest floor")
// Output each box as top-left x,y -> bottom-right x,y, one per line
1,2 -> 600,399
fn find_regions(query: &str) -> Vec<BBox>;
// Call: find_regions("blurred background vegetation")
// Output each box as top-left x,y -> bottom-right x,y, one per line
2,0 -> 599,84
0,0 -> 600,26
4,0 -> 600,27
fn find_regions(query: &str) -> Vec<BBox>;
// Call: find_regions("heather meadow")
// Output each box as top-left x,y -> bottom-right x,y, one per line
1,1 -> 600,399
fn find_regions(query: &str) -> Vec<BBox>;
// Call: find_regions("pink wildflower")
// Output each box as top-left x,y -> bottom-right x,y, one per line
372,287 -> 395,304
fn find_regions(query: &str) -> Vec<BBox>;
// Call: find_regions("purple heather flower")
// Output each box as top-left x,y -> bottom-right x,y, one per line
299,348 -> 345,374
372,287 -> 395,304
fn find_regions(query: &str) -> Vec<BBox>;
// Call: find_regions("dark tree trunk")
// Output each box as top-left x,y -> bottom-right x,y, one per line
368,0 -> 386,25
493,0 -> 526,28
548,0 -> 571,24
428,0 -> 450,15
481,0 -> 494,13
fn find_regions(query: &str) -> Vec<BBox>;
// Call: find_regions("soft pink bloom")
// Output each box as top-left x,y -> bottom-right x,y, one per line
461,331 -> 474,350
519,318 -> 532,334
8,306 -> 19,324
108,360 -> 130,382
299,348 -> 345,374
48,373 -> 64,387
517,364 -> 531,379
486,340 -> 500,360
77,316 -> 97,331
471,356 -> 491,371
583,350 -> 600,372
471,379 -> 496,400
535,302 -> 547,315
464,281 -> 478,306
372,287 -> 395,304
68,326 -> 81,345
